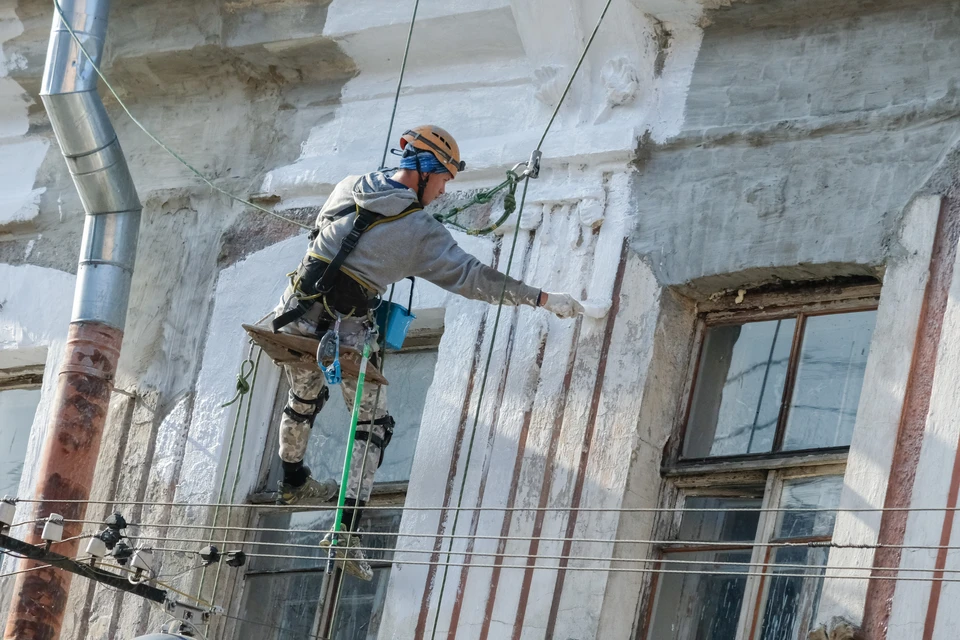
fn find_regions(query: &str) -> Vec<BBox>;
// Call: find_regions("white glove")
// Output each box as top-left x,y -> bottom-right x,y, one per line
540,292 -> 585,319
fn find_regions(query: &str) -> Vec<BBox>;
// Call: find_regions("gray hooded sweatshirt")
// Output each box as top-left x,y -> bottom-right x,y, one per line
297,171 -> 541,310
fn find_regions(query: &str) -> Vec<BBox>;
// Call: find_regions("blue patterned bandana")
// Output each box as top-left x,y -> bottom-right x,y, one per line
399,150 -> 449,174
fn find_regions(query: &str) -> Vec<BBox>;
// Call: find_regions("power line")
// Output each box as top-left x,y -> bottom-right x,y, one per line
115,531 -> 960,555
144,546 -> 960,583
119,536 -> 960,576
29,498 -> 960,514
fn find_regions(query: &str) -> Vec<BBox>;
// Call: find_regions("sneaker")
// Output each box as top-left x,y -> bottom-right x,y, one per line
319,529 -> 373,581
276,476 -> 339,505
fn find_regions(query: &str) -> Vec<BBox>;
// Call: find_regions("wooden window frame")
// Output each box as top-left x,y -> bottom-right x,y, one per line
639,463 -> 846,640
663,284 -> 880,474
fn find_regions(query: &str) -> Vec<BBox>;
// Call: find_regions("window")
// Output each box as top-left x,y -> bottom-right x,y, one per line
646,291 -> 877,640
240,331 -> 440,640
0,366 -> 44,499
682,308 -> 876,460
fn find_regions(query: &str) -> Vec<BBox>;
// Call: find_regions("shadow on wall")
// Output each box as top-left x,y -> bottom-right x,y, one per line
630,0 -> 960,290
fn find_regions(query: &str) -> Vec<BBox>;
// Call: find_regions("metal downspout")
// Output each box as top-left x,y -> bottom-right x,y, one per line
4,1 -> 141,638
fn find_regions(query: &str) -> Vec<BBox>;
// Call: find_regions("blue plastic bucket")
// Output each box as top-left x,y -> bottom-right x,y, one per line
377,301 -> 415,350
377,279 -> 417,350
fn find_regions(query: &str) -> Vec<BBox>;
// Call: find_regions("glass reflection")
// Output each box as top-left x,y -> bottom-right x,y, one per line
783,311 -> 876,451
685,319 -> 796,458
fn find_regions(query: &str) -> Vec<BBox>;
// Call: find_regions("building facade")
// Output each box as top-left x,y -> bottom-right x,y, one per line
1,0 -> 959,639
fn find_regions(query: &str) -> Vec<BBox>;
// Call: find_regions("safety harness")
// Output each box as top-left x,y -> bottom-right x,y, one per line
355,415 -> 395,467
271,201 -> 422,334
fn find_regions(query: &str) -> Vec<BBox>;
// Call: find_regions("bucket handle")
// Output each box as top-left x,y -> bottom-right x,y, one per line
406,277 -> 415,312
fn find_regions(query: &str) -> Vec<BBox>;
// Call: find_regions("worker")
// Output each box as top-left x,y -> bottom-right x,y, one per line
270,125 -> 584,580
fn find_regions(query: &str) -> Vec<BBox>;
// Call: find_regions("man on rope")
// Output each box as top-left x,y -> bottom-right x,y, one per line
270,125 -> 584,580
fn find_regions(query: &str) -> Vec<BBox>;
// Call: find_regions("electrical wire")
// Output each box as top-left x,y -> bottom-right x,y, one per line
36,498 -> 960,514
50,0 -> 312,231
144,546 -> 960,583
150,601 -> 210,640
116,531 -> 960,556
0,563 -> 53,579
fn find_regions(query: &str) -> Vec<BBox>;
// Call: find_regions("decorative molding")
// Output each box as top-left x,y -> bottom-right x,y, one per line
601,57 -> 640,107
577,197 -> 605,229
533,64 -> 565,107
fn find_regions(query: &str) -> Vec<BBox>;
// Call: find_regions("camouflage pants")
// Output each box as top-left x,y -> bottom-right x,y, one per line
277,315 -> 389,502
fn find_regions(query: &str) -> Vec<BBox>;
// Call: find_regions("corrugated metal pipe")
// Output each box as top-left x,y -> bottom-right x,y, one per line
4,1 -> 142,638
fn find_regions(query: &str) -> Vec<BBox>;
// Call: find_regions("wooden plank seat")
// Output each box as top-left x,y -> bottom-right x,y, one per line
242,324 -> 388,385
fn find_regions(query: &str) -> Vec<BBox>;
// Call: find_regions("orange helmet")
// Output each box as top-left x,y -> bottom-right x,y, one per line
399,125 -> 465,177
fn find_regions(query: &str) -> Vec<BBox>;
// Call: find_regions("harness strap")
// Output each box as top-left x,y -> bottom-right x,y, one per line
272,201 -> 421,333
291,387 -> 329,408
355,415 -> 395,467
272,302 -> 310,333
284,406 -> 316,424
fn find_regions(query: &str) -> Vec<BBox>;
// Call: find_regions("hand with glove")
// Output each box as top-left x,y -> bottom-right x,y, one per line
538,291 -> 585,319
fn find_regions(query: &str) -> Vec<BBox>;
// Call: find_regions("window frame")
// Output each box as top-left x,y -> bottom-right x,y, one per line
643,284 -> 879,640
641,463 -> 846,640
665,284 -> 880,472
0,364 -> 44,494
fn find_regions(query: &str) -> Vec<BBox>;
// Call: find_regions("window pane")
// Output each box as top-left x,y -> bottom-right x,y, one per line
249,510 -> 401,573
0,388 -> 41,498
679,495 -> 763,543
782,311 -> 876,451
241,510 -> 401,639
684,319 -> 796,458
758,476 -> 842,640
648,550 -> 752,640
240,572 -> 325,639
758,547 -> 829,640
240,568 -> 392,640
774,475 -> 843,540
266,350 -> 438,488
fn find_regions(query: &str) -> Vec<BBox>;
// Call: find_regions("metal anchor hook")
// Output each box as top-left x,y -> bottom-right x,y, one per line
510,149 -> 543,180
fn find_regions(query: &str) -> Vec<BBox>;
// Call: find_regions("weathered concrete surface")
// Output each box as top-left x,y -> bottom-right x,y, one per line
631,0 -> 960,295
815,196 -> 940,628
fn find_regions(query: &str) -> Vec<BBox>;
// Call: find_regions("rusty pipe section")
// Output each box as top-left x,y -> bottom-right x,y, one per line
3,325 -> 122,640
5,1 -> 141,638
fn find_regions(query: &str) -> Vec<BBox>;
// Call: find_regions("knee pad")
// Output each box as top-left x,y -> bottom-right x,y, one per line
284,386 -> 330,426
354,415 -> 395,467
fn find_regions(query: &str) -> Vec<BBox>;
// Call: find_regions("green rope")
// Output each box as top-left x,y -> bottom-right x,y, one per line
435,171 -> 519,236
209,349 -> 264,602
195,346 -> 258,606
428,1 -> 615,637
324,287 -> 393,635
51,0 -> 311,231
328,342 -> 372,573
220,358 -> 255,408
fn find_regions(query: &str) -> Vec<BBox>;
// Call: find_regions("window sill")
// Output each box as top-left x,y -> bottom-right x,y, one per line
247,481 -> 409,509
663,448 -> 848,478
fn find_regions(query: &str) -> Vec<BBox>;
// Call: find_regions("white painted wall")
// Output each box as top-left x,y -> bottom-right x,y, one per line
0,7 -> 48,227
815,196 -> 941,628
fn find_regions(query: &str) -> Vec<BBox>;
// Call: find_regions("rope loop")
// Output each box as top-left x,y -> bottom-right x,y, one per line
220,358 -> 255,408
436,168 -> 522,236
